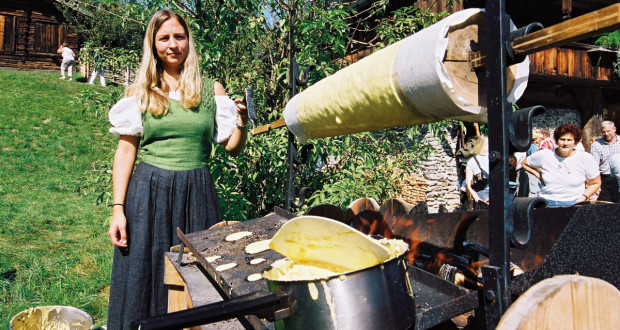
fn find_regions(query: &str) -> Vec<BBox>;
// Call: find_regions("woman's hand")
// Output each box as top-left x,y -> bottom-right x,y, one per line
234,98 -> 248,125
109,208 -> 128,247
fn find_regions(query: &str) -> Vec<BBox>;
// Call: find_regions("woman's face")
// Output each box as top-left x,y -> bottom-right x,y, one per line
556,133 -> 575,156
154,18 -> 189,72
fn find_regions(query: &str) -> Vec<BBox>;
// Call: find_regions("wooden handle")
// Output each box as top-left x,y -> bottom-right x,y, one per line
251,118 -> 286,136
471,3 -> 620,69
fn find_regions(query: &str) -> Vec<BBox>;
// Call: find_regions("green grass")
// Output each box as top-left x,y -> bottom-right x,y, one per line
0,68 -> 122,327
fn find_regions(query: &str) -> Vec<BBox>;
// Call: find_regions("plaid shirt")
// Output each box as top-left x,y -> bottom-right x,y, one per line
590,136 -> 620,175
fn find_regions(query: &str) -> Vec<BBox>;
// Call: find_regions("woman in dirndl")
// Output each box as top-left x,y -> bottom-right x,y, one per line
106,9 -> 248,329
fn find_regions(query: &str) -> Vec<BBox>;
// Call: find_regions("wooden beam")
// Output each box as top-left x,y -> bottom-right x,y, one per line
251,117 -> 286,136
471,3 -> 620,69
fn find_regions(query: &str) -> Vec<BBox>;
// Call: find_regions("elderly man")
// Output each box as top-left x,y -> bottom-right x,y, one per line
590,121 -> 620,202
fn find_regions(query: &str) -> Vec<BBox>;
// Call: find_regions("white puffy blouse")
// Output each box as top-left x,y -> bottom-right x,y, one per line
108,91 -> 239,144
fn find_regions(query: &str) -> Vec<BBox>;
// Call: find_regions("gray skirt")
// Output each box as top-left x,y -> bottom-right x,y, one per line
107,162 -> 222,329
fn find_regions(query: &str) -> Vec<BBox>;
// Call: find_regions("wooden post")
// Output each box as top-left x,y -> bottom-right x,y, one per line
562,0 -> 573,20
163,254 -> 201,330
573,87 -> 604,152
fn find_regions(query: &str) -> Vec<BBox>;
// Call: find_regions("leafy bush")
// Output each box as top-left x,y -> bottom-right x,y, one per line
69,86 -> 125,206
595,30 -> 620,77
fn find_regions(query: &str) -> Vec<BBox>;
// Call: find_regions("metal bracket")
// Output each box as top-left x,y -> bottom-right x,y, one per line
511,197 -> 547,249
506,22 -> 544,65
481,265 -> 509,329
284,58 -> 316,212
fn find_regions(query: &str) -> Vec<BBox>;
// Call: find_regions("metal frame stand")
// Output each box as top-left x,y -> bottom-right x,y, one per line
284,10 -> 313,212
483,0 -> 546,327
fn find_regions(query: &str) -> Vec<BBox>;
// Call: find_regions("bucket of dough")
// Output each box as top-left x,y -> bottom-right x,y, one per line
9,305 -> 94,330
283,8 -> 529,143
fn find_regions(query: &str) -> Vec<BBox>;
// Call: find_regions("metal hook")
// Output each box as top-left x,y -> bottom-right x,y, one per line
296,64 -> 316,86
510,105 -> 545,152
292,187 -> 312,209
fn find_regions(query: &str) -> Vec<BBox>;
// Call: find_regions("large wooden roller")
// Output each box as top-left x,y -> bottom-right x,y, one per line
252,4 -> 620,142
283,9 -> 530,143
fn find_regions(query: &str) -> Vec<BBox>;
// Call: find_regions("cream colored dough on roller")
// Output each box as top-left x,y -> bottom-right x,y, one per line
284,8 -> 529,143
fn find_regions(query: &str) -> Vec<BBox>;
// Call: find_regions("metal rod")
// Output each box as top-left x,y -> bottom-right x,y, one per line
482,0 -> 512,327
284,7 -> 298,212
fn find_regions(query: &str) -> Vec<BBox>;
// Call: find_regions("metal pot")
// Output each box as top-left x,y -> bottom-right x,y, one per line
132,251 -> 415,330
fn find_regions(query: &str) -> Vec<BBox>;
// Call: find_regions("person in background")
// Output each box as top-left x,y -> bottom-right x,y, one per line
517,132 -> 542,197
609,153 -> 620,203
522,124 -> 600,206
57,42 -> 75,81
590,121 -> 620,202
89,46 -> 106,86
539,128 -> 556,150
465,135 -> 490,204
106,9 -> 248,328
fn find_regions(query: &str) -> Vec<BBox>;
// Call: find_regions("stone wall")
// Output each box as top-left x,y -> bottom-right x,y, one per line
419,132 -> 461,213
531,108 -> 581,135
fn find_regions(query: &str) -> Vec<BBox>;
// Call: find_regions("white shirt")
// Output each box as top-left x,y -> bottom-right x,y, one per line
466,154 -> 489,176
609,153 -> 620,191
108,92 -> 239,143
526,149 -> 599,201
61,47 -> 74,61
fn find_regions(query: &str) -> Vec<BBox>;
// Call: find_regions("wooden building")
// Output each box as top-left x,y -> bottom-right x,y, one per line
0,0 -> 78,71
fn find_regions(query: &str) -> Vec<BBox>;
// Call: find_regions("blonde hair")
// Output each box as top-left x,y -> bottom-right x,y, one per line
128,9 -> 202,116
472,135 -> 489,155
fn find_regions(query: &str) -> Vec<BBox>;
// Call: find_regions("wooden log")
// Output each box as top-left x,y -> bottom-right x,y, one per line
582,51 -> 592,79
557,48 -> 568,76
497,275 -> 620,330
543,48 -> 557,75
567,49 -> 575,77
251,117 -> 286,136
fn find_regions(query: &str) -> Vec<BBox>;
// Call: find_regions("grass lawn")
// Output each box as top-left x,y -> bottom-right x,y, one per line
0,68 -> 122,327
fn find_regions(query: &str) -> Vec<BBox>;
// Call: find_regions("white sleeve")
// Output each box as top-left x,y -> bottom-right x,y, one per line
526,150 -> 545,168
213,95 -> 239,143
108,96 -> 143,138
582,152 -> 600,180
611,155 -> 620,183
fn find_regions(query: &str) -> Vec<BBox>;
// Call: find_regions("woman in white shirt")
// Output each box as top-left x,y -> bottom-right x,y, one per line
522,124 -> 601,206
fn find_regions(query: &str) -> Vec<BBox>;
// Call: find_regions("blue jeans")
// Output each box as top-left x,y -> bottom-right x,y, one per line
545,199 -> 577,207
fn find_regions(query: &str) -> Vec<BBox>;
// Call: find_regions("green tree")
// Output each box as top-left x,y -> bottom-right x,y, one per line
77,0 -> 455,219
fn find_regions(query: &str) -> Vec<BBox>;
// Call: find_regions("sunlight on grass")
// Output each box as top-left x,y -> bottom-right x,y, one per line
0,68 -> 119,326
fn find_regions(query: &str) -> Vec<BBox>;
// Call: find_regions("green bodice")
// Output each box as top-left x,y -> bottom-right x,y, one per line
141,80 -> 216,171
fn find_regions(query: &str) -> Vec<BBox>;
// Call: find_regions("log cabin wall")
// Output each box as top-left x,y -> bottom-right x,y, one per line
0,0 -> 77,71
529,47 -> 618,81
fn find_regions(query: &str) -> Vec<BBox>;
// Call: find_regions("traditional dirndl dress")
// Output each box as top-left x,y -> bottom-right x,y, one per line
106,80 -> 240,329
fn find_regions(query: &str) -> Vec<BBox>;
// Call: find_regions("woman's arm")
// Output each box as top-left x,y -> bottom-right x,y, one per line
108,135 -> 139,247
465,168 -> 482,203
521,159 -> 544,184
214,81 -> 248,157
576,175 -> 602,203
